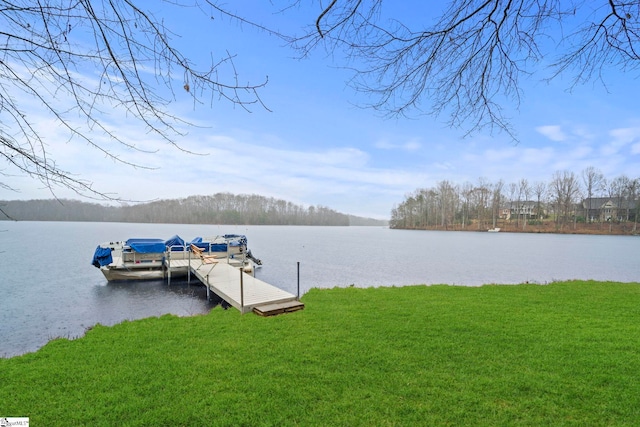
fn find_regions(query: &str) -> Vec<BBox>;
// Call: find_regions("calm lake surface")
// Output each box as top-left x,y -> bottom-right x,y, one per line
1,221 -> 639,357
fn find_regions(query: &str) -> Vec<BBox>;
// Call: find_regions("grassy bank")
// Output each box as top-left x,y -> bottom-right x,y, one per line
2,281 -> 639,426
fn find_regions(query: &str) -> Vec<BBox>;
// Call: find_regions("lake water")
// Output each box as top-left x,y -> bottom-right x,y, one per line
1,221 -> 639,357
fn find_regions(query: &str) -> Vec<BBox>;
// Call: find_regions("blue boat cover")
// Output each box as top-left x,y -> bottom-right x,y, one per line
189,235 -> 247,252
224,234 -> 247,246
91,246 -> 113,267
210,243 -> 228,252
165,235 -> 185,251
126,238 -> 166,254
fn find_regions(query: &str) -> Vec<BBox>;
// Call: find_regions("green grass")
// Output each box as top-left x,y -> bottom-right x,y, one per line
2,281 -> 640,426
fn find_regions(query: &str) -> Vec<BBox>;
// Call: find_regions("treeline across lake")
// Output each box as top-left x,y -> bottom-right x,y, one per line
391,168 -> 639,233
0,193 -> 386,226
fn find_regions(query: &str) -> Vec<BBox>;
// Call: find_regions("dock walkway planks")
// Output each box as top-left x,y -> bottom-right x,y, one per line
168,258 -> 303,315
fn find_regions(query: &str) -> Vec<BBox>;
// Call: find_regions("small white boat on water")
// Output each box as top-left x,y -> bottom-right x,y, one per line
487,227 -> 501,233
91,234 -> 262,282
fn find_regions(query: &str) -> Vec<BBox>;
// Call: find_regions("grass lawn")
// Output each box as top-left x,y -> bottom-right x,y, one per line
1,281 -> 639,426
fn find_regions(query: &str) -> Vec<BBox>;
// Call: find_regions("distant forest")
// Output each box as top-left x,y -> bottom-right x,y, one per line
0,193 -> 387,226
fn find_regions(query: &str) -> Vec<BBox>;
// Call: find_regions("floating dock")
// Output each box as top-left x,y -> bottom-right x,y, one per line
166,258 -> 304,315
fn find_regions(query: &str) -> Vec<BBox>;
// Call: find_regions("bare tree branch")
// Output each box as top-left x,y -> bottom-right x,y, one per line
211,1 -> 640,140
3,0 -> 640,204
1,0 -> 268,200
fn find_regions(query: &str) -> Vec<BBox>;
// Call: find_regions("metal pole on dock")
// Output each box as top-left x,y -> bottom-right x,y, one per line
187,250 -> 192,285
297,261 -> 300,300
167,252 -> 171,286
239,268 -> 244,314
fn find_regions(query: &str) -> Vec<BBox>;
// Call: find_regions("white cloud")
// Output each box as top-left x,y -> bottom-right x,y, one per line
484,148 -> 517,162
374,139 -> 394,149
36,130 -> 428,218
433,162 -> 455,171
535,125 -> 567,142
569,145 -> 593,159
403,139 -> 422,151
374,138 -> 422,152
601,127 -> 640,156
609,127 -> 640,145
520,147 -> 555,165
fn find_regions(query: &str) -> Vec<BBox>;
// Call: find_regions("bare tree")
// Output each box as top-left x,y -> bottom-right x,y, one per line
581,166 -> 606,222
491,180 -> 504,230
436,180 -> 458,229
628,178 -> 640,233
473,177 -> 491,230
549,170 -> 581,230
507,182 -> 518,225
604,177 -> 621,232
519,178 -> 531,230
1,1 -> 267,200
621,175 -> 637,223
460,181 -> 474,228
532,181 -> 547,221
214,1 -> 640,138
611,175 -> 631,221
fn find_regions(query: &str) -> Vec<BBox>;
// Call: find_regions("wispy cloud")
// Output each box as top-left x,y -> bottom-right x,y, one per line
610,126 -> 640,144
603,127 -> 640,156
375,138 -> 422,152
535,125 -> 567,142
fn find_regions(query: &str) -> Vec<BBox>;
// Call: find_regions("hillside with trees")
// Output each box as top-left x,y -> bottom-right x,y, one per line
0,193 -> 387,226
390,168 -> 639,235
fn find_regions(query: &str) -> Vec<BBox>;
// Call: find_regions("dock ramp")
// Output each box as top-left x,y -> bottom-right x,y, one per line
170,258 -> 304,315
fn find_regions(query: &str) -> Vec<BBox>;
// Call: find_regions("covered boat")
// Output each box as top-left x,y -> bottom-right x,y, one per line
91,234 -> 261,282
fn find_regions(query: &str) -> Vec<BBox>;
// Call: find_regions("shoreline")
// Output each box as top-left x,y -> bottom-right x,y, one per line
392,222 -> 639,236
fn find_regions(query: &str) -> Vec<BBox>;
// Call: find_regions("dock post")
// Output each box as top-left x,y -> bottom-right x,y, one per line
297,261 -> 300,300
206,274 -> 210,301
240,269 -> 244,314
187,250 -> 192,285
167,252 -> 171,286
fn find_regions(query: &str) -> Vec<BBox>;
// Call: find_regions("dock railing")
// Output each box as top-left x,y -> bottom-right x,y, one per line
164,243 -> 187,284
188,241 -> 249,267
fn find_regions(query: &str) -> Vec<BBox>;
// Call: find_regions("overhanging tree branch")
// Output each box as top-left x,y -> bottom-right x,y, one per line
212,0 -> 640,139
1,0 -> 268,201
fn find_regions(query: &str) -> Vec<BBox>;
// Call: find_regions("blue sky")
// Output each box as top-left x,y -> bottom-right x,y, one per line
2,2 -> 640,220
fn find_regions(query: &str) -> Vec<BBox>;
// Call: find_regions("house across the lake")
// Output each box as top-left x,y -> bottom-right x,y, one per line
497,197 -> 638,223
500,201 -> 545,220
579,197 -> 638,222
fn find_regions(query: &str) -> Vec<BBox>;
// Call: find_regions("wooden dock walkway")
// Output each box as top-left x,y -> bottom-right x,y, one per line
166,258 -> 304,315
